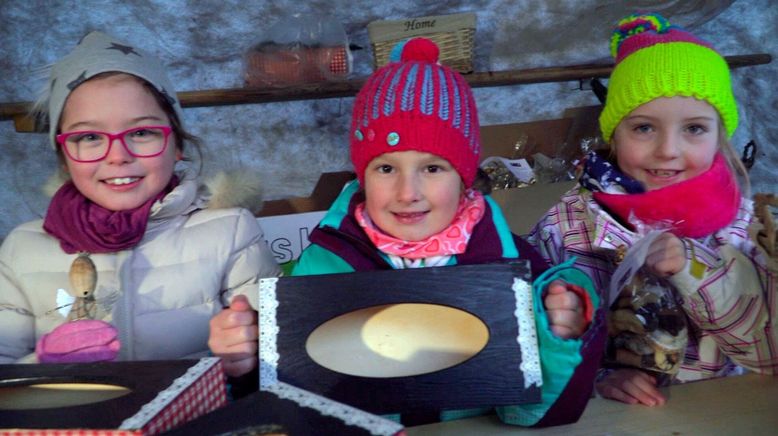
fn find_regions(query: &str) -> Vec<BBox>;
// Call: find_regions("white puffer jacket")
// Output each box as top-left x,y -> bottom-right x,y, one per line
0,166 -> 280,362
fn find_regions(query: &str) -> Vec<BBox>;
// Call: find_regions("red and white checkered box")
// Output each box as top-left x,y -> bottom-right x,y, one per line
1,358 -> 227,435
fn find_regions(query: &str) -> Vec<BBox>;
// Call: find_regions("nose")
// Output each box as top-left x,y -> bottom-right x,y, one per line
396,172 -> 422,203
104,136 -> 134,164
655,130 -> 682,159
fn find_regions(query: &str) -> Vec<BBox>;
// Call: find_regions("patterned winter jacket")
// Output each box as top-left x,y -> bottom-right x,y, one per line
292,180 -> 608,427
527,187 -> 778,381
0,166 -> 280,363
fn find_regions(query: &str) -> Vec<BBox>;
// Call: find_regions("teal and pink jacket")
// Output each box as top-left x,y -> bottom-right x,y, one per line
292,180 -> 607,427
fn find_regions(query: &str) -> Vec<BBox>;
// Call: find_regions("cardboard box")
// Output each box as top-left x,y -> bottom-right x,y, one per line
258,171 -> 355,217
479,105 -> 602,235
257,171 -> 355,265
489,179 -> 577,235
0,358 -> 226,435
258,210 -> 327,264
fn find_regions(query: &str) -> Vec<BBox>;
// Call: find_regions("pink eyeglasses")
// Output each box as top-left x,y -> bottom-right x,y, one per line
56,125 -> 172,163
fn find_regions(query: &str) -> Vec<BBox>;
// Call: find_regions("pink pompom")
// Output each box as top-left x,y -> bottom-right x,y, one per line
400,37 -> 440,63
36,319 -> 121,363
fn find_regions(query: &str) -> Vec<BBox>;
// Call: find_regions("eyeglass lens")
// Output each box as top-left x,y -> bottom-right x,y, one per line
64,127 -> 168,161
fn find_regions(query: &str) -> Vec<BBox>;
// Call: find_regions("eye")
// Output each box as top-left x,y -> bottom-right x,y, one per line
685,123 -> 708,135
128,128 -> 164,141
376,164 -> 393,174
131,128 -> 151,137
426,165 -> 443,173
69,132 -> 104,148
633,123 -> 653,134
73,132 -> 101,143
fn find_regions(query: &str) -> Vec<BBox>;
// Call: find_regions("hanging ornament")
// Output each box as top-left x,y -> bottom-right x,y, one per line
51,252 -> 98,320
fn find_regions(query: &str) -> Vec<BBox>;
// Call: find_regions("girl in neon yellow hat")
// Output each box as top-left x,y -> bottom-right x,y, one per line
528,12 -> 777,406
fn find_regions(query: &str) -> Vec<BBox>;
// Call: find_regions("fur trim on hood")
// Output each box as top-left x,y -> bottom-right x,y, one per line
202,168 -> 264,214
42,165 -> 265,214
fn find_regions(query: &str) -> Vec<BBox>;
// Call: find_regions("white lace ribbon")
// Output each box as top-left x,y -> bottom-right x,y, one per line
258,278 -> 403,435
259,277 -> 280,387
266,381 -> 404,436
513,277 -> 542,388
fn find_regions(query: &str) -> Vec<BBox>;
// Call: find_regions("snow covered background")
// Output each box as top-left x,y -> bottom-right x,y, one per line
0,0 -> 775,239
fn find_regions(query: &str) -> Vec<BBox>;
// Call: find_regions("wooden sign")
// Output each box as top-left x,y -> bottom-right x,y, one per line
0,358 -> 225,434
166,381 -> 404,436
259,262 -> 542,415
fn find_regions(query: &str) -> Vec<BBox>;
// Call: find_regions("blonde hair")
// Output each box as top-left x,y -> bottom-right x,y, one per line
717,119 -> 751,198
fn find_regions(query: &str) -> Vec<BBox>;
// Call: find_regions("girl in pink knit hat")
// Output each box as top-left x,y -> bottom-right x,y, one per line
210,37 -> 608,427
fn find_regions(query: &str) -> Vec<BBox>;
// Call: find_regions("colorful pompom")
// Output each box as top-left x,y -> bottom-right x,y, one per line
610,13 -> 671,58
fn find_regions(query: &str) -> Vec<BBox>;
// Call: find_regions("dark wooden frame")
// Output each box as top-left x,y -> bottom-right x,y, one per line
0,359 -> 204,428
259,262 -> 541,415
166,383 -> 404,436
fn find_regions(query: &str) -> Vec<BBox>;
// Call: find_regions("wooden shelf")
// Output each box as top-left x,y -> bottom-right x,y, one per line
1,53 -> 771,133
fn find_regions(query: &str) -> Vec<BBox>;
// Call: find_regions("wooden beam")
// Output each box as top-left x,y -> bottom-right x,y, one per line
1,53 -> 771,133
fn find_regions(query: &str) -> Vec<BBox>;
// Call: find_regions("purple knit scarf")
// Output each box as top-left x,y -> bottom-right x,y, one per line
43,176 -> 178,254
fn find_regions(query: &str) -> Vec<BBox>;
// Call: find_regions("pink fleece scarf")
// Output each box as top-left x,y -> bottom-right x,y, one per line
43,176 -> 178,254
356,189 -> 486,259
593,154 -> 740,238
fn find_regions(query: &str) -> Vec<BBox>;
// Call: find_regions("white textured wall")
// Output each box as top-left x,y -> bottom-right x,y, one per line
1,0 -> 775,239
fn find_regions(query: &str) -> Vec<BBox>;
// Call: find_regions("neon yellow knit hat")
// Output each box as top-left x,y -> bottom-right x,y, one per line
599,13 -> 738,142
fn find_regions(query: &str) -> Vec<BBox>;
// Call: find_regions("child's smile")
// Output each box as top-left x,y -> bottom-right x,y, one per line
364,151 -> 462,242
613,96 -> 720,191
58,74 -> 178,211
392,210 -> 429,224
104,176 -> 140,186
643,168 -> 684,187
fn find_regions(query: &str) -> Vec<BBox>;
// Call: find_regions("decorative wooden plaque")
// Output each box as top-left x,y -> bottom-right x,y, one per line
166,380 -> 404,436
0,358 -> 225,434
259,262 -> 542,415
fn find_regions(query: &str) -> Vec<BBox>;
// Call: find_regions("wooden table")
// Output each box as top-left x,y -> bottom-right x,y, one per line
408,373 -> 778,435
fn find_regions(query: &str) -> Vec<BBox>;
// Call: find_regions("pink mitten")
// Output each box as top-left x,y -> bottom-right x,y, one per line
36,319 -> 121,363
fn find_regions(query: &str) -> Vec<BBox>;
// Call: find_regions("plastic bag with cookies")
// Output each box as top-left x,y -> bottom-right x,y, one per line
606,231 -> 688,385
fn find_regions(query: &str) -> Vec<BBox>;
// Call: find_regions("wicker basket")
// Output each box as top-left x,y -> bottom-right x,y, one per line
367,12 -> 476,73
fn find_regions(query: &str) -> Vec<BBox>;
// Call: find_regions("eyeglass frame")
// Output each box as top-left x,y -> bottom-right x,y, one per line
55,125 -> 173,163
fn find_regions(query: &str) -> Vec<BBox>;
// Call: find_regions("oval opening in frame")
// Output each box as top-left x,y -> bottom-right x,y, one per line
0,382 -> 131,410
306,303 -> 489,378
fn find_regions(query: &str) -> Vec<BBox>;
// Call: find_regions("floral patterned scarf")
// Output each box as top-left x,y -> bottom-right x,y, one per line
355,189 -> 486,260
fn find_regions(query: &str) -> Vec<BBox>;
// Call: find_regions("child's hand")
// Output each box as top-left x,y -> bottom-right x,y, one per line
208,294 -> 258,378
544,280 -> 588,339
645,232 -> 686,277
596,368 -> 667,406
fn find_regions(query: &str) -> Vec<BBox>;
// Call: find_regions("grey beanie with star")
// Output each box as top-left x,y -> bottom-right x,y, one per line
46,31 -> 184,149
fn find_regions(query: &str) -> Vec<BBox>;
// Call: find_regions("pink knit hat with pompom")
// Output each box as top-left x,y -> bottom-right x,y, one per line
350,37 -> 481,187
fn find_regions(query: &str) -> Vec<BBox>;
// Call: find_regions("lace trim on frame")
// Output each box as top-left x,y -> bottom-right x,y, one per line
258,278 -> 403,435
266,381 -> 404,436
513,277 -> 542,388
259,277 -> 280,387
119,357 -> 220,429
